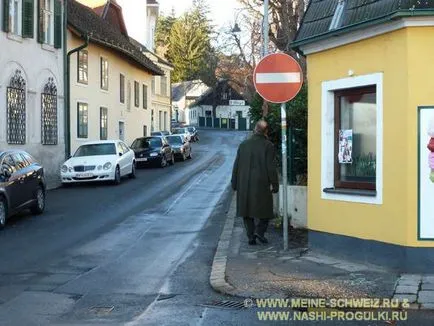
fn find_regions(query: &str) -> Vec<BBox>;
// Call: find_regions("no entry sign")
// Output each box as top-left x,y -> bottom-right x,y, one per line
253,53 -> 303,103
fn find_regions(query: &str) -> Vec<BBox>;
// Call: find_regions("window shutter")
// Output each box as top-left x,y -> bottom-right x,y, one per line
37,0 -> 44,43
54,0 -> 61,48
2,0 -> 10,32
22,0 -> 34,38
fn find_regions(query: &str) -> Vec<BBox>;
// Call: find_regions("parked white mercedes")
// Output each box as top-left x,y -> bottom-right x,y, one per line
61,140 -> 136,185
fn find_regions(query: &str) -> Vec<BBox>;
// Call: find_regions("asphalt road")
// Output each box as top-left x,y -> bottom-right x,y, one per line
1,129 -> 434,326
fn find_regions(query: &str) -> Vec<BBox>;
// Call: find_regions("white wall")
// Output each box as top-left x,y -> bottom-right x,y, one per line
278,185 -> 307,229
0,3 -> 65,188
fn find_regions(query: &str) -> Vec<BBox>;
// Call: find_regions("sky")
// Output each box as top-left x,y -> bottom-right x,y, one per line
158,0 -> 243,32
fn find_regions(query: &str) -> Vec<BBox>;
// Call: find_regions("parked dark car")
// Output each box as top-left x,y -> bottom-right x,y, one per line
186,126 -> 199,142
0,150 -> 46,229
131,137 -> 175,168
166,135 -> 192,161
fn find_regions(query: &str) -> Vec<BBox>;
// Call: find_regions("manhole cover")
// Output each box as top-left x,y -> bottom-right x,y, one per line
199,300 -> 246,310
89,306 -> 114,315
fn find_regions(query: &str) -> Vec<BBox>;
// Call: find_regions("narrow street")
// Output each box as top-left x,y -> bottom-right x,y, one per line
0,130 -> 245,325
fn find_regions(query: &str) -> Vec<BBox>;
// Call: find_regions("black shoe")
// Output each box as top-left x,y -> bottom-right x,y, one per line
255,233 -> 268,244
248,239 -> 257,245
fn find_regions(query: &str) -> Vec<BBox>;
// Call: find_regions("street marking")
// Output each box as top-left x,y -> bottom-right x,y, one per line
256,72 -> 300,83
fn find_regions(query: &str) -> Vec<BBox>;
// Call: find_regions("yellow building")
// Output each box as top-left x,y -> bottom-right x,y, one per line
292,1 -> 434,271
67,0 -> 163,153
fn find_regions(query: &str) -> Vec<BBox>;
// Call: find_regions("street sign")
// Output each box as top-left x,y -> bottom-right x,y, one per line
253,53 -> 303,103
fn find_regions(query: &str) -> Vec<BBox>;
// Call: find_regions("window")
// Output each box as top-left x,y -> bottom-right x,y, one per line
334,86 -> 376,190
120,142 -> 129,153
127,81 -> 131,111
329,0 -> 345,30
142,84 -> 148,109
100,107 -> 108,140
7,70 -> 26,144
35,0 -> 61,47
164,112 -> 167,130
151,77 -> 155,95
100,57 -> 108,90
161,75 -> 167,97
222,92 -> 228,100
11,152 -> 27,170
5,0 -> 22,35
41,77 -> 58,145
120,74 -> 125,103
159,111 -> 162,130
134,81 -> 139,107
42,0 -> 53,44
77,102 -> 88,138
2,155 -> 17,175
77,50 -> 88,84
143,125 -> 147,136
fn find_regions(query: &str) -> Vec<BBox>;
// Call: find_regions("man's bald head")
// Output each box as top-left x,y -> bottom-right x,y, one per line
254,120 -> 268,136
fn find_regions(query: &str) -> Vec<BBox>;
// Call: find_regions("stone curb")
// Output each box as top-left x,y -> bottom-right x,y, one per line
209,193 -> 237,296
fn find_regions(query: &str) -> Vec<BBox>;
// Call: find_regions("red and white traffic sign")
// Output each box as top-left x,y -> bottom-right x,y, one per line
253,53 -> 303,103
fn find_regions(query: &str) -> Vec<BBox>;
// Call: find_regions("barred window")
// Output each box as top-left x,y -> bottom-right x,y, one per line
41,77 -> 57,145
7,70 -> 26,144
77,102 -> 88,138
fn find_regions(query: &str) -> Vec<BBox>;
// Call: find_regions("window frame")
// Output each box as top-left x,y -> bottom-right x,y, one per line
321,73 -> 383,205
134,81 -> 139,107
333,85 -> 377,191
100,57 -> 109,90
77,50 -> 88,85
77,102 -> 88,139
120,73 -> 125,103
100,107 -> 108,140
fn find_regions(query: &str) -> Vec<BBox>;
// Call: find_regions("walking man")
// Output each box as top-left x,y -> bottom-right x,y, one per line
231,120 -> 279,245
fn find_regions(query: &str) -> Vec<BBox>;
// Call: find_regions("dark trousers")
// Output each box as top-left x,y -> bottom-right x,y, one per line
243,217 -> 269,241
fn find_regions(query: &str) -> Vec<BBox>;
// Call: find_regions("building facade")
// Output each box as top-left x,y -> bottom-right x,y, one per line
0,0 -> 65,188
172,80 -> 210,124
293,0 -> 434,271
189,80 -> 251,130
67,0 -> 163,153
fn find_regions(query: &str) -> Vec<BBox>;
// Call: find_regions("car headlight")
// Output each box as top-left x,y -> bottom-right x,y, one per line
61,165 -> 68,173
103,162 -> 112,170
150,152 -> 158,157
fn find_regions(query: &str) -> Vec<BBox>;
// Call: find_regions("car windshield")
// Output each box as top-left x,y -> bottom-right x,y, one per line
187,128 -> 195,132
173,129 -> 184,134
151,132 -> 161,136
161,131 -> 170,135
74,144 -> 116,157
166,136 -> 183,145
131,138 -> 162,149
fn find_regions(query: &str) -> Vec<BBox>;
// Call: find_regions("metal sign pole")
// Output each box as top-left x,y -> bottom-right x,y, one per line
281,102 -> 288,251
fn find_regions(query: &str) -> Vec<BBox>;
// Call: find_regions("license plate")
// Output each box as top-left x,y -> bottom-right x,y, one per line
76,173 -> 93,178
137,158 -> 148,162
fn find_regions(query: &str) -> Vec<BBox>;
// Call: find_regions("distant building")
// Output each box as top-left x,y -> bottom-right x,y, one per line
171,81 -> 210,125
67,0 -> 163,152
0,0 -> 65,188
189,80 -> 251,130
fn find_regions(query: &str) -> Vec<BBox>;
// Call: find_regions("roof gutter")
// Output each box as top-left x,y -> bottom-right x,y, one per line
291,9 -> 434,52
65,33 -> 89,158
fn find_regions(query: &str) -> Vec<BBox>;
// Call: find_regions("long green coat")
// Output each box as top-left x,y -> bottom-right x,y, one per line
231,134 -> 279,219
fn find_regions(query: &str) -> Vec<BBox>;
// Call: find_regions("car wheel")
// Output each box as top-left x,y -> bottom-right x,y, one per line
169,153 -> 175,165
113,166 -> 121,185
160,156 -> 167,168
0,197 -> 7,229
129,162 -> 136,179
31,186 -> 45,215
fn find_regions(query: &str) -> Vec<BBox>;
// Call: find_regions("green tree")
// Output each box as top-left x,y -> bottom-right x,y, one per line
165,1 -> 214,83
155,10 -> 176,57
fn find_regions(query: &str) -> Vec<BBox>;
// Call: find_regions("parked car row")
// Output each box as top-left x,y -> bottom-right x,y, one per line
0,128 -> 199,229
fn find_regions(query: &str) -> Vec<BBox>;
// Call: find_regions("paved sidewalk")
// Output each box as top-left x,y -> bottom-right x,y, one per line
210,194 -> 434,310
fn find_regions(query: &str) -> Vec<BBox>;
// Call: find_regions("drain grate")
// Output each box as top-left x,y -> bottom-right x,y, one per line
199,300 -> 247,310
89,306 -> 114,315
